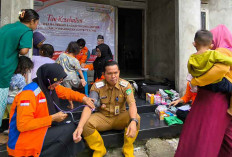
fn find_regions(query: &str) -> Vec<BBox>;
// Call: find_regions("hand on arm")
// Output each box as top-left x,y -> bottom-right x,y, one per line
82,96 -> 95,110
191,63 -> 230,86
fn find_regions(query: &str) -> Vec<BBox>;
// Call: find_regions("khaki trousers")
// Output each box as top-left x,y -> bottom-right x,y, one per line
83,111 -> 140,137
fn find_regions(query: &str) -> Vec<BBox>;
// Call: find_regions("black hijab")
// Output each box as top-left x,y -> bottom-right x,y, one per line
33,63 -> 67,115
93,43 -> 113,80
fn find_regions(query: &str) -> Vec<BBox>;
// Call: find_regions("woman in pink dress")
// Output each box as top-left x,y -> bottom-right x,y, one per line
175,25 -> 232,157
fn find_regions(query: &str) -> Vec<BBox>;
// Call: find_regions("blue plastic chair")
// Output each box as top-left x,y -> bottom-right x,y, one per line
86,50 -> 91,62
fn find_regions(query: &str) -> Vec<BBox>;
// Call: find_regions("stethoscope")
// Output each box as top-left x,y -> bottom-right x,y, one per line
48,79 -> 94,123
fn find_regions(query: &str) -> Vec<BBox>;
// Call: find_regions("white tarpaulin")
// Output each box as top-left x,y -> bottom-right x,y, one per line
34,0 -> 115,55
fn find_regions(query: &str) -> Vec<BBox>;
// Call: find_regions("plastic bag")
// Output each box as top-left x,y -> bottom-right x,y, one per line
164,116 -> 183,126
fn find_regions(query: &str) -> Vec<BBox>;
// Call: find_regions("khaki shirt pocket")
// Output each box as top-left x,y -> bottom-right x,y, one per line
100,97 -> 109,106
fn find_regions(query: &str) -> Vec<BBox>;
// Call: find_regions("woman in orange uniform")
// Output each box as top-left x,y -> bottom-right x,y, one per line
76,38 -> 89,65
7,63 -> 94,157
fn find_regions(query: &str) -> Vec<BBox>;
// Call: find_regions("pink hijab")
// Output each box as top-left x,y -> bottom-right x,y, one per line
210,24 -> 232,51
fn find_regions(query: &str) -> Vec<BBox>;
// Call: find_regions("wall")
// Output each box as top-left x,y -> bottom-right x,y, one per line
208,0 -> 232,31
74,0 -> 146,9
147,0 -> 176,82
147,0 -> 200,94
176,0 -> 201,94
1,0 -> 33,26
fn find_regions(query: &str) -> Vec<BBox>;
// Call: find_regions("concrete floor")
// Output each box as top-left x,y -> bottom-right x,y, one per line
93,138 -> 178,157
0,133 -> 8,145
0,133 -> 179,157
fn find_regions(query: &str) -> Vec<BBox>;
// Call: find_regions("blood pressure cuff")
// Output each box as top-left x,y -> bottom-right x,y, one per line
89,91 -> 101,108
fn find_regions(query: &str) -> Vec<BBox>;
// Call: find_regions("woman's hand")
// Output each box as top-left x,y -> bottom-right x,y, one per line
73,127 -> 83,143
80,79 -> 87,87
83,96 -> 95,110
169,99 -> 183,107
51,111 -> 68,122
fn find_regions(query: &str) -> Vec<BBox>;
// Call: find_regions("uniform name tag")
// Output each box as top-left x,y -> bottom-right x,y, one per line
96,81 -> 105,88
20,100 -> 30,106
115,106 -> 120,115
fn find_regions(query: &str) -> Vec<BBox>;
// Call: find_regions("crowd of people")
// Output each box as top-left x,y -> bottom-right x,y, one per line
1,8 -> 232,157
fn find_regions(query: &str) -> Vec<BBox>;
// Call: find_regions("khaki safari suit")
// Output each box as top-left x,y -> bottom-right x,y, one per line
83,78 -> 140,157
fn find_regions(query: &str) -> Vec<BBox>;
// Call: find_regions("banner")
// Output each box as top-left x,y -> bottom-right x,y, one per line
34,0 -> 115,60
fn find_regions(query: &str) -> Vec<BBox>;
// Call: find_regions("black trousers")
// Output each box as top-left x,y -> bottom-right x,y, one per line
40,122 -> 85,157
176,110 -> 189,122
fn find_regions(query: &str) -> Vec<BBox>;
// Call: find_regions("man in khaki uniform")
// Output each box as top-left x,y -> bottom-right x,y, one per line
73,61 -> 140,157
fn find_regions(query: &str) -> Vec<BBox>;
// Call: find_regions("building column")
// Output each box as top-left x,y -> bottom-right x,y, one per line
1,0 -> 33,26
175,0 -> 201,95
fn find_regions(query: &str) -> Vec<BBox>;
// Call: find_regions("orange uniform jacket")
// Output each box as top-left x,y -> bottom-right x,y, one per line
75,46 -> 88,65
7,82 -> 85,157
84,64 -> 105,82
181,82 -> 197,104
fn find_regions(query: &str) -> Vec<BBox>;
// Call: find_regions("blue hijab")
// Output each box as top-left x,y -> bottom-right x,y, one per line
33,32 -> 45,56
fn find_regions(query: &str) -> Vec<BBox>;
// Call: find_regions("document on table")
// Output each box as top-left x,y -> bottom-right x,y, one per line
177,105 -> 191,111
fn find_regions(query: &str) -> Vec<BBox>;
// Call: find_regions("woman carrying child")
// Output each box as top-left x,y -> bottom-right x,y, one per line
188,29 -> 232,115
56,42 -> 87,109
175,25 -> 232,157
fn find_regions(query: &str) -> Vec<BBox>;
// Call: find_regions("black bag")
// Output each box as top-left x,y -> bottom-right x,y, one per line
176,109 -> 189,122
140,85 -> 170,99
137,79 -> 175,99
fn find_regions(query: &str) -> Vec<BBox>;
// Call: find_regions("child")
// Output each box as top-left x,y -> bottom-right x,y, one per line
188,29 -> 232,115
56,41 -> 86,109
3,56 -> 34,132
31,44 -> 55,80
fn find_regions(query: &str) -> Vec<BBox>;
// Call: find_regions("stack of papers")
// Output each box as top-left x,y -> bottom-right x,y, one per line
177,105 -> 191,111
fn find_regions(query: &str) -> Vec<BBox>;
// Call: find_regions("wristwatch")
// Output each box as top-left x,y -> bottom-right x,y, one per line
129,118 -> 138,126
